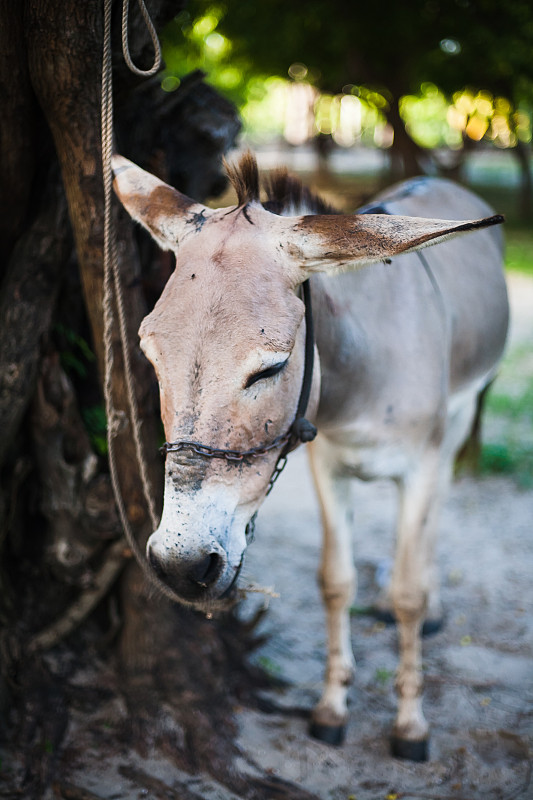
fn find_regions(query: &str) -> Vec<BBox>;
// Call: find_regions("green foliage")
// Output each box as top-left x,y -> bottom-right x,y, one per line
161,6 -> 250,106
400,84 -> 461,149
54,323 -> 95,380
480,443 -> 533,487
170,1 -> 533,104
505,228 -> 533,276
162,1 -> 533,153
349,604 -> 373,617
53,324 -> 107,456
82,405 -> 108,457
482,351 -> 533,487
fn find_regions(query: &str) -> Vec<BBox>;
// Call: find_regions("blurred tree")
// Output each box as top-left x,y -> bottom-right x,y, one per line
421,0 -> 533,216
164,0 -> 533,211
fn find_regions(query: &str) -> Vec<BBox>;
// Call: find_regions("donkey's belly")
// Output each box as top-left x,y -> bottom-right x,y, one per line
318,420 -> 424,482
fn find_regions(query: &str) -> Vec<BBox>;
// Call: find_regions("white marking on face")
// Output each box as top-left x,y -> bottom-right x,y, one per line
147,478 -> 251,600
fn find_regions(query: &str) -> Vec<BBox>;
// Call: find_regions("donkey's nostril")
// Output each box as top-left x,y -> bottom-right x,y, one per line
146,543 -> 226,599
189,552 -> 222,587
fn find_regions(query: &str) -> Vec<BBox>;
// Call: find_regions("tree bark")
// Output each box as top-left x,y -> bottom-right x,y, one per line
23,0 -> 167,692
0,163 -> 69,466
0,0 -> 38,270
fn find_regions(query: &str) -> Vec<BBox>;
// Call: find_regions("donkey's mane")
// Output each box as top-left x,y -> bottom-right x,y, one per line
225,151 -> 339,216
224,151 -> 260,206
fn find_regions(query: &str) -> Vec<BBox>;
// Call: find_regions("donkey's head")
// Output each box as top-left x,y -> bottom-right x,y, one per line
113,153 -> 501,607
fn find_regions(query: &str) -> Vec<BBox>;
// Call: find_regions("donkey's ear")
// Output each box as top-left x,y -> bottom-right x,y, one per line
284,212 -> 504,280
112,155 -> 213,250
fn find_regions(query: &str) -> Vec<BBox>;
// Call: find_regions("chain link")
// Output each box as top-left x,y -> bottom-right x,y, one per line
265,454 -> 289,496
160,432 -> 291,461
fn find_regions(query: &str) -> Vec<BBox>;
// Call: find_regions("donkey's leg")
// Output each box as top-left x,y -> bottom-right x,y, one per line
391,390 -> 481,760
389,447 -> 445,762
307,436 -> 356,745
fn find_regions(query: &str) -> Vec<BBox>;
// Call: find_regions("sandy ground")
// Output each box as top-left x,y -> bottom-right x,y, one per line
31,275 -> 532,800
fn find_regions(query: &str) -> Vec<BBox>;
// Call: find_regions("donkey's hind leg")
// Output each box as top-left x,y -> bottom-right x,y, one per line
389,447 -> 445,761
390,389 -> 480,761
307,435 -> 356,745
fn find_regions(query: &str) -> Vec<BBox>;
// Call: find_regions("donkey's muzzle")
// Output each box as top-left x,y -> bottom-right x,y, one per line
148,543 -> 227,602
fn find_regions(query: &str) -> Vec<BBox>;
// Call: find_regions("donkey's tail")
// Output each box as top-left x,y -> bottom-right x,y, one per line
455,377 -> 496,474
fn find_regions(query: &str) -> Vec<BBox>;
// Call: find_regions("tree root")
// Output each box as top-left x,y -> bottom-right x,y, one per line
28,540 -> 128,653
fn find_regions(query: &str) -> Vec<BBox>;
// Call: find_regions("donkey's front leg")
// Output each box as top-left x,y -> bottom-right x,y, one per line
390,449 -> 445,761
307,438 -> 356,745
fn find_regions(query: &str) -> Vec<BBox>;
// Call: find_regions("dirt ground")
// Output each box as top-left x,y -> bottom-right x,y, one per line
48,279 -> 533,800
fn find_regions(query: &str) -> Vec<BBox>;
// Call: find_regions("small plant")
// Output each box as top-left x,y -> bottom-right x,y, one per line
374,667 -> 394,686
257,655 -> 282,677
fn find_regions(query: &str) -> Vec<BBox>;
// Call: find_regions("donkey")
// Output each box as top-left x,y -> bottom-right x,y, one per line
112,152 -> 508,761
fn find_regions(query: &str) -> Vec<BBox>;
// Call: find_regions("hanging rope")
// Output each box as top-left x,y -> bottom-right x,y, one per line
121,0 -> 162,77
101,0 -> 182,602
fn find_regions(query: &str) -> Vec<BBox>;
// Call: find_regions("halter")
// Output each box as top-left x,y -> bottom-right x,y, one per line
160,279 -> 318,499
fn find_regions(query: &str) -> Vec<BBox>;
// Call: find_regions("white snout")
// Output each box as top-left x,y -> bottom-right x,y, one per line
147,482 -> 249,603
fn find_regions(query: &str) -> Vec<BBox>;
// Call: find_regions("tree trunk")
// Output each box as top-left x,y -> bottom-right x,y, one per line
386,95 -> 425,181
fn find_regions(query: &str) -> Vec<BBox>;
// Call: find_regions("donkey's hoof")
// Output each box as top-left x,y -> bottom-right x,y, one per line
310,720 -> 346,746
390,734 -> 429,762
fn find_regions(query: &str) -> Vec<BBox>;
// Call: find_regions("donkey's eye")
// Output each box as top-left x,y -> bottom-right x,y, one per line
245,360 -> 288,389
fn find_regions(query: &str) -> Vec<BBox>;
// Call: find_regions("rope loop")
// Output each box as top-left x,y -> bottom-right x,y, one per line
122,0 -> 162,77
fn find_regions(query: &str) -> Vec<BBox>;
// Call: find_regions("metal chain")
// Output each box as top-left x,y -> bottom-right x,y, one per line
160,433 -> 292,461
265,454 -> 289,496
102,0 -> 183,603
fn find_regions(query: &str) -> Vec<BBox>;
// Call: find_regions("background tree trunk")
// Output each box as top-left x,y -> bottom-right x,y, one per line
386,95 -> 425,182
0,2 -> 317,798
